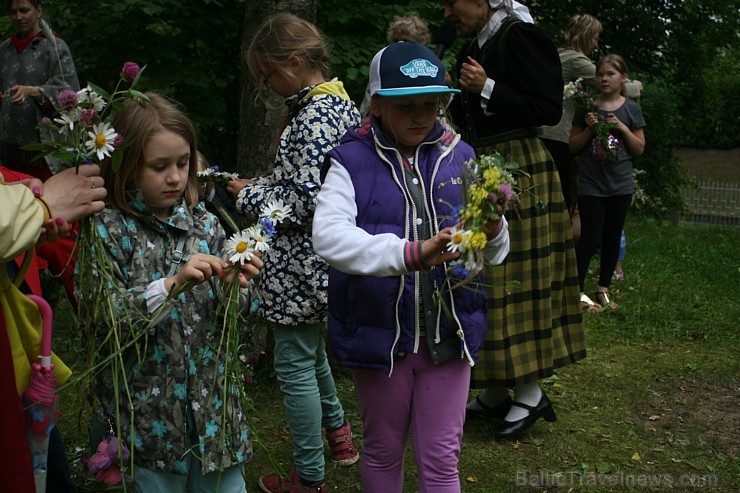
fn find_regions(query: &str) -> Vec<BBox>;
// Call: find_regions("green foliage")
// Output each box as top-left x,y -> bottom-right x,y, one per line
632,78 -> 694,215
317,0 -> 455,104
46,0 -> 246,168
6,0 -> 733,178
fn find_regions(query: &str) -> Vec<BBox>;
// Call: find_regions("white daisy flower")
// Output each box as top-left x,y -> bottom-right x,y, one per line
246,224 -> 270,253
192,401 -> 201,411
226,230 -> 254,264
85,122 -> 118,161
201,388 -> 209,397
447,226 -> 469,254
263,198 -> 293,225
151,387 -> 160,396
77,86 -> 106,112
54,113 -> 76,132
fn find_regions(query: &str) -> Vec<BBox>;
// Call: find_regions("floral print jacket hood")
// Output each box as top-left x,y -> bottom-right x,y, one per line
91,194 -> 252,475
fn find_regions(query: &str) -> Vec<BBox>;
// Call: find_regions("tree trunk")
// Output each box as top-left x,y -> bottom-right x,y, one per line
237,1 -> 317,179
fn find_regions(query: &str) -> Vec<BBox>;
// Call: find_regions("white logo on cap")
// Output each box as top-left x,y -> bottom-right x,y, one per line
400,59 -> 439,79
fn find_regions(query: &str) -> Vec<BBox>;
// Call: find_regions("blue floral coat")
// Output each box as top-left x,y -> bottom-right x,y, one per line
237,79 -> 361,325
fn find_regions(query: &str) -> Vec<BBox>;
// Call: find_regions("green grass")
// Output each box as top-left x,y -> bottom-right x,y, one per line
54,217 -> 739,492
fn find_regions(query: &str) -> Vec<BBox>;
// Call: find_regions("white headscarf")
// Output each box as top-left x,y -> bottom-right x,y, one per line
488,0 -> 534,24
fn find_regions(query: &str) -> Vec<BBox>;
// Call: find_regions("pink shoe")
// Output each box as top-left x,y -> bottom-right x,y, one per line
258,469 -> 327,493
326,419 -> 359,466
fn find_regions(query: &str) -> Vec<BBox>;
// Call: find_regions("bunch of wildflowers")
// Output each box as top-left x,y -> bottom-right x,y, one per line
29,62 -> 147,171
446,153 -> 519,283
567,77 -> 620,162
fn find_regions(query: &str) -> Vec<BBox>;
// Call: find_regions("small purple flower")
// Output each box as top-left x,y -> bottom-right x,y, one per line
121,62 -> 141,83
57,88 -> 78,110
497,183 -> 514,202
40,116 -> 51,125
79,108 -> 99,128
113,134 -> 125,148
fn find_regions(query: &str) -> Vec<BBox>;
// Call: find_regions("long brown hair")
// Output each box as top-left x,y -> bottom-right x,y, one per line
245,13 -> 331,103
100,92 -> 199,217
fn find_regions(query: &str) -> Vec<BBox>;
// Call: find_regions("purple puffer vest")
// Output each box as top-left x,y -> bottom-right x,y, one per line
322,118 -> 487,374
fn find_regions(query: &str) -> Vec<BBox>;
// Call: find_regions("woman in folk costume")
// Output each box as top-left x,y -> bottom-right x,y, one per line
443,0 -> 586,437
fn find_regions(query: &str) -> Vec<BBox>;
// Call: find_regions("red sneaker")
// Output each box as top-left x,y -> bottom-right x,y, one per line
326,419 -> 359,466
258,469 -> 327,493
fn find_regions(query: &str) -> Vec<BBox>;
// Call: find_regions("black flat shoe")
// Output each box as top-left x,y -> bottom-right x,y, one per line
466,395 -> 512,420
493,392 -> 557,438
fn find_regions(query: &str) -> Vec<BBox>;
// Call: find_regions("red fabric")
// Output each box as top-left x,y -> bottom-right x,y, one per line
0,307 -> 36,492
10,31 -> 45,53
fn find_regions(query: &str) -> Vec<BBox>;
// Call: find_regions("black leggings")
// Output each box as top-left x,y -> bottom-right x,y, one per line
576,194 -> 632,291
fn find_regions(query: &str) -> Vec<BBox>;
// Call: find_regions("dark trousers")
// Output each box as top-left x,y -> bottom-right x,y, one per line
576,194 -> 632,291
541,138 -> 575,213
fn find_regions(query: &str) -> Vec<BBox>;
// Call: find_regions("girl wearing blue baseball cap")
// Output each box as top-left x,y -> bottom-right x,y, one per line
313,41 -> 510,493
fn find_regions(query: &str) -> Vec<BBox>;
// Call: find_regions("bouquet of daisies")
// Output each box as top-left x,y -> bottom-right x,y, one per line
565,77 -> 619,162
446,152 -> 519,284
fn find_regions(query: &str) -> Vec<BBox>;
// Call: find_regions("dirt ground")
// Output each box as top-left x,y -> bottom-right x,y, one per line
674,147 -> 740,183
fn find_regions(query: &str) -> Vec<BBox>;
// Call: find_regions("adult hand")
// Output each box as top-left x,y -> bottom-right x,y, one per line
459,57 -> 487,95
41,165 -> 107,222
10,85 -> 40,105
165,253 -> 227,295
420,226 -> 461,268
226,178 -> 254,199
37,217 -> 71,245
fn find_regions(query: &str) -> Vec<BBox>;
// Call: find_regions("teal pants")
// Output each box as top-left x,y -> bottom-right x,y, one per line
133,405 -> 247,493
273,322 -> 345,483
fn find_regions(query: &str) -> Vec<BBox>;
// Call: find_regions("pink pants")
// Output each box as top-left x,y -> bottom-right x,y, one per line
351,344 -> 470,493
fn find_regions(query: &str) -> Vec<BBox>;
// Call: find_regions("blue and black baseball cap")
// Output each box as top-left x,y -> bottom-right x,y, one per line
368,41 -> 459,98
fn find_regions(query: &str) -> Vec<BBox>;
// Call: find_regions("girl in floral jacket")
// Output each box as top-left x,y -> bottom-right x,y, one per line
92,92 -> 262,492
225,13 -> 361,493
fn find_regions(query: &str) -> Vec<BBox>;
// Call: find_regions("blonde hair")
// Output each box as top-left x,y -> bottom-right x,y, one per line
246,13 -> 331,101
562,14 -> 602,54
101,92 -> 199,217
387,14 -> 431,44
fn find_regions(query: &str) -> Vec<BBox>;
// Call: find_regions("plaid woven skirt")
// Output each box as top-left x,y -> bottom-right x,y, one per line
471,137 -> 586,388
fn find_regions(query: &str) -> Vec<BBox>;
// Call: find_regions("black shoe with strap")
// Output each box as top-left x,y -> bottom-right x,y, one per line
493,392 -> 557,438
466,395 -> 512,420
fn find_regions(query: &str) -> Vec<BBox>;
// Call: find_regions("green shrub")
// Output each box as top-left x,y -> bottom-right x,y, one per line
633,79 -> 694,215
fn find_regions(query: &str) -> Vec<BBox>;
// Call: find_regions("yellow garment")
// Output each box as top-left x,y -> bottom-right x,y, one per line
306,79 -> 352,101
0,173 -> 44,263
1,255 -> 72,394
0,172 -> 71,394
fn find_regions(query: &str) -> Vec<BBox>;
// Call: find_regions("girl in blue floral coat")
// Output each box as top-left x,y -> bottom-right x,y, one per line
225,13 -> 361,493
93,92 -> 262,492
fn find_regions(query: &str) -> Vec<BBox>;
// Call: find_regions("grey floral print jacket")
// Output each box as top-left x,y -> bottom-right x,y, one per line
91,195 -> 252,475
